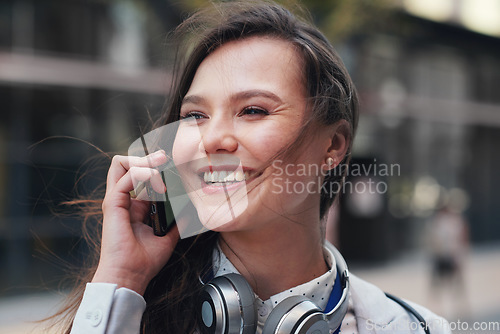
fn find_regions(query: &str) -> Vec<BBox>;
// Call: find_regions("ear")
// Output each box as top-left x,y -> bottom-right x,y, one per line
324,119 -> 350,170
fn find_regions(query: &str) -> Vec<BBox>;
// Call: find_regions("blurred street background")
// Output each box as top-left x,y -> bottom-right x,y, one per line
1,0 -> 500,333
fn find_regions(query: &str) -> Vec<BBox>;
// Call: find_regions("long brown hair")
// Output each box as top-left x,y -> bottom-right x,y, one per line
51,1 -> 358,333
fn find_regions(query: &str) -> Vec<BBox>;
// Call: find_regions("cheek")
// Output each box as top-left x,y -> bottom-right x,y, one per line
172,127 -> 201,166
242,122 -> 301,162
171,135 -> 184,166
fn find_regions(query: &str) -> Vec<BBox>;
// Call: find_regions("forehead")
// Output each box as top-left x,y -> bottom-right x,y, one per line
188,36 -> 305,95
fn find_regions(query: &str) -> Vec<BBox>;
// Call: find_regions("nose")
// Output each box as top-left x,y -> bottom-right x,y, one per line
199,115 -> 238,154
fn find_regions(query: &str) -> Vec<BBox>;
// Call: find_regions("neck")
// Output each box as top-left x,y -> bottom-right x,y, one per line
218,215 -> 328,300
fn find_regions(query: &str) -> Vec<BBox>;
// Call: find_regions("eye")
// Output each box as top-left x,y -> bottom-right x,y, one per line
180,111 -> 206,121
240,106 -> 269,116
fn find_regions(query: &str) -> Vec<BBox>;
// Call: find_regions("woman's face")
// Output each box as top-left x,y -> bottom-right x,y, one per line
172,36 -> 332,233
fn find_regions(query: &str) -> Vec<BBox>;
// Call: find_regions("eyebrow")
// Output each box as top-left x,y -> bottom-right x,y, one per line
181,94 -> 206,106
181,89 -> 284,106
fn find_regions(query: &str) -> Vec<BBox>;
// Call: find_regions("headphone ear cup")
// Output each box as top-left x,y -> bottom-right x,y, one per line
223,274 -> 257,334
262,296 -> 329,334
198,274 -> 257,334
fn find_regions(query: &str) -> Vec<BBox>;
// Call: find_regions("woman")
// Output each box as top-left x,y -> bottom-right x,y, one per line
60,1 -> 450,333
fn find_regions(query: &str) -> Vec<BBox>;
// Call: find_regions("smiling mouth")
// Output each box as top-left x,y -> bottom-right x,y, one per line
202,170 -> 255,186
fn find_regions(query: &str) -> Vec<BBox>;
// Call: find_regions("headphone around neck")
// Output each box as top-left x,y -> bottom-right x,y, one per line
197,245 -> 350,334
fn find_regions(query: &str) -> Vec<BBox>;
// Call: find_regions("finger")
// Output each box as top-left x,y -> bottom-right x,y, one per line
132,221 -> 181,267
152,223 -> 180,252
129,199 -> 150,223
130,215 -> 180,246
134,186 -> 151,201
165,223 -> 180,244
131,169 -> 166,195
118,167 -> 166,197
102,167 -> 166,216
107,151 -> 167,189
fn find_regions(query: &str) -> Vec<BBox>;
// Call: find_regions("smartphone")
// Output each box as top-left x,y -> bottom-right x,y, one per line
147,171 -> 176,236
138,133 -> 176,237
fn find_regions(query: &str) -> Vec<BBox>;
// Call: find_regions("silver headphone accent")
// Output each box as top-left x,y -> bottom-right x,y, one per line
198,243 -> 350,334
198,273 -> 257,334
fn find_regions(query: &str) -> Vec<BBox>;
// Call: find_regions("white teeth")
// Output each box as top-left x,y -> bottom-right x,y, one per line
235,171 -> 244,182
203,170 -> 250,183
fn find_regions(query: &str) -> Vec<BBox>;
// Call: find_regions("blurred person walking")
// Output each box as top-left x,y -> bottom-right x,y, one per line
428,203 -> 470,319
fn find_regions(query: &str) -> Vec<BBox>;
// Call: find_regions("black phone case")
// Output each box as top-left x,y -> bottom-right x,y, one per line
149,171 -> 176,236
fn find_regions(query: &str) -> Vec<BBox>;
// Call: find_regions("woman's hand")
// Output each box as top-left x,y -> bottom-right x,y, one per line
92,150 -> 180,295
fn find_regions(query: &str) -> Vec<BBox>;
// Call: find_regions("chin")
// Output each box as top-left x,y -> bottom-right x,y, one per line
184,170 -> 250,229
197,203 -> 258,233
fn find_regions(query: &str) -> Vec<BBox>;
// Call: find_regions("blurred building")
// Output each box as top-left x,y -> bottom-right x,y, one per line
339,0 -> 500,261
0,0 -> 181,295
